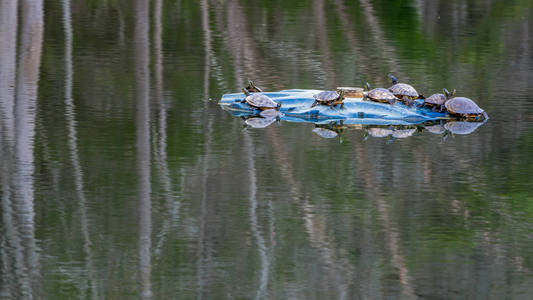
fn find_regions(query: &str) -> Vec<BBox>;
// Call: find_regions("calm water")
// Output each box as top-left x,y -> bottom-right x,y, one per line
1,0 -> 533,299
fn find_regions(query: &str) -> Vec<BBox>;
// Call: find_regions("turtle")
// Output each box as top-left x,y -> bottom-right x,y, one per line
244,80 -> 263,93
388,74 -> 420,106
363,82 -> 398,104
337,87 -> 364,98
444,97 -> 487,121
310,90 -> 345,108
444,120 -> 485,135
421,88 -> 455,112
241,88 -> 281,110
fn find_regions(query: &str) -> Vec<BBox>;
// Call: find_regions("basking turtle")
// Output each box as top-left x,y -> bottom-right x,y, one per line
363,82 -> 398,104
311,90 -> 345,108
244,80 -> 263,93
421,88 -> 455,112
444,120 -> 485,135
444,97 -> 487,121
241,89 -> 281,110
312,128 -> 338,139
337,87 -> 364,98
388,74 -> 420,106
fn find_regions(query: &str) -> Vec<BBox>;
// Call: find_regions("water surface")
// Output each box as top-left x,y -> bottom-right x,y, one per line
1,0 -> 533,299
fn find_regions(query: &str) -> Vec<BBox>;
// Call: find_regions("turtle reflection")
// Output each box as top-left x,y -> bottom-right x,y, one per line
364,125 -> 418,141
444,120 -> 486,135
224,103 -> 486,139
312,128 -> 339,139
392,128 -> 417,139
242,109 -> 281,129
365,127 -> 394,138
423,122 -> 446,135
312,121 -> 344,142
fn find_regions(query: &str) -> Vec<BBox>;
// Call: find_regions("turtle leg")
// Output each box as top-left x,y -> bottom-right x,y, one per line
388,99 -> 395,105
432,106 -> 437,112
340,102 -> 344,109
241,99 -> 246,103
311,100 -> 318,108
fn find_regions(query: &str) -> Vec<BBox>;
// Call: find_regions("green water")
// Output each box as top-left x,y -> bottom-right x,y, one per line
1,0 -> 532,299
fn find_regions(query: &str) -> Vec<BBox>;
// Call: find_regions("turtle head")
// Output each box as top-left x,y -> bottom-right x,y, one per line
338,89 -> 345,100
241,88 -> 250,97
388,74 -> 398,85
365,82 -> 371,91
443,88 -> 456,99
247,79 -> 263,93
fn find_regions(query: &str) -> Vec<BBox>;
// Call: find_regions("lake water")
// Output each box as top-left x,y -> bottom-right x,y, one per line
1,0 -> 532,299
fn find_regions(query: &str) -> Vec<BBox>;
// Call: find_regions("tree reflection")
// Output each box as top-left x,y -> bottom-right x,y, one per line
62,0 -> 99,297
134,0 -> 152,298
0,0 -> 43,298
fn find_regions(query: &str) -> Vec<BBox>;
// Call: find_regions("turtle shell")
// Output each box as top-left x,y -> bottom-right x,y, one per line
313,128 -> 338,138
444,121 -> 484,135
392,128 -> 416,139
314,91 -> 341,102
389,83 -> 419,99
367,127 -> 393,138
337,87 -> 364,98
245,117 -> 277,129
367,88 -> 398,103
424,93 -> 447,105
445,97 -> 484,115
245,94 -> 279,109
